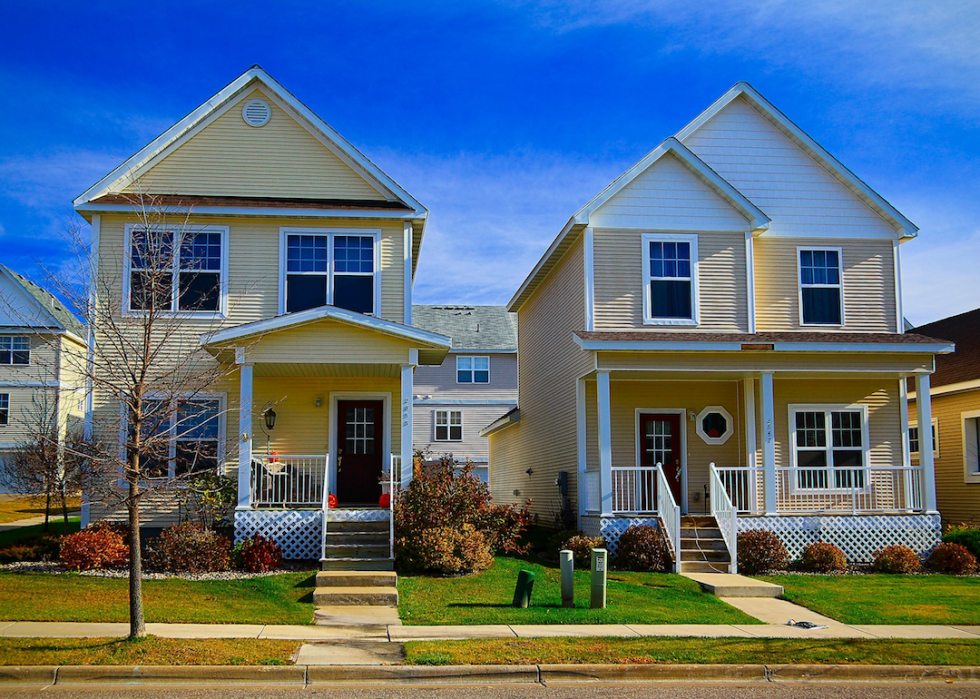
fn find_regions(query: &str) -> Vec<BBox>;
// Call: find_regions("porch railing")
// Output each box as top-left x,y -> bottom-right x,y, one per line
713,466 -> 761,513
655,463 -> 681,572
250,454 -> 329,508
708,463 -> 737,573
611,466 -> 658,514
389,455 -> 400,561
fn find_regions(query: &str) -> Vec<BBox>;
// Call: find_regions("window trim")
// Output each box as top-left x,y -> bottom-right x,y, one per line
456,355 -> 490,385
695,405 -> 734,445
434,409 -> 463,442
278,227 -> 382,317
642,233 -> 700,326
123,224 -> 230,318
0,336 -> 30,365
909,418 -> 939,460
961,410 -> 980,484
788,403 -> 870,494
797,246 -> 844,328
0,393 -> 8,426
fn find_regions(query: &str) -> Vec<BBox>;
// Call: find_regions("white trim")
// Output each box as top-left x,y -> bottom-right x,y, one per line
573,334 -> 953,354
236,363 -> 253,510
400,365 -> 413,489
744,378 -> 758,511
745,232 -> 756,333
787,402 -> 871,495
597,370 -> 614,516
642,232 -> 700,326
403,222 -> 413,325
910,377 -> 980,400
413,398 -> 517,406
328,391 -> 393,498
433,408 -> 463,442
479,408 -> 520,437
797,246 -> 844,328
576,377 -> 587,519
76,203 -> 425,220
696,405 -> 735,445
455,355 -> 491,385
772,341 -> 952,353
584,227 -> 595,332
914,373 -> 938,511
908,417 -> 939,459
900,379 -> 912,473
0,380 -> 65,388
893,240 -> 904,334
960,410 -> 980,484
760,373 -> 776,514
634,407 -> 688,514
447,349 -> 517,354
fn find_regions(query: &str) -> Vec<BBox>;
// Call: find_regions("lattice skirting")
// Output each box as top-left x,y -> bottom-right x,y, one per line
580,515 -> 660,558
326,509 -> 390,522
235,510 -> 322,560
736,514 -> 941,562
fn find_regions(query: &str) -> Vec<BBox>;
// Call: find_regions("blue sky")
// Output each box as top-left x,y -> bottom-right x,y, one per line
1,0 -> 977,325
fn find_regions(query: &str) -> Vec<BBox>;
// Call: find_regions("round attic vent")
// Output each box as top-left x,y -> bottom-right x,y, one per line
241,99 -> 271,127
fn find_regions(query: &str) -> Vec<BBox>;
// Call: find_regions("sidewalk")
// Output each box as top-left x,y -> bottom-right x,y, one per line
0,512 -> 80,532
2,620 -> 980,641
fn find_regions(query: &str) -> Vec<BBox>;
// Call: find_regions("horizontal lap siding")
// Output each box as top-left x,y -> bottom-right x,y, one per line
414,404 -> 517,464
413,354 -> 518,401
245,321 -> 414,364
596,351 -> 931,374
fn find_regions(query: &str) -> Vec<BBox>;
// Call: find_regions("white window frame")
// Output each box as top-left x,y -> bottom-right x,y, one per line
278,228 -> 382,316
788,403 -> 870,493
122,224 -> 229,318
797,246 -> 844,327
0,336 -> 30,365
0,393 -> 8,426
909,418 -> 939,460
434,409 -> 463,442
962,410 -> 980,484
642,233 -> 700,326
696,405 -> 734,445
456,355 -> 490,384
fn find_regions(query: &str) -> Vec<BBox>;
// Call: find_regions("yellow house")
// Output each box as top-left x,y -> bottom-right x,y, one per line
73,67 -> 449,566
486,83 -> 952,572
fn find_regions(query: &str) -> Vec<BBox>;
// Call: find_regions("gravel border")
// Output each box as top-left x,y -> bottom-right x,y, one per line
0,560 -> 313,581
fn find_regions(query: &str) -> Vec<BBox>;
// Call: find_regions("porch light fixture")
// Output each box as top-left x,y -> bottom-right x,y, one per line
264,408 -> 277,431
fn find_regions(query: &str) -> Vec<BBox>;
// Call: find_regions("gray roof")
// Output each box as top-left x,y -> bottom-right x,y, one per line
412,305 -> 517,352
0,264 -> 85,334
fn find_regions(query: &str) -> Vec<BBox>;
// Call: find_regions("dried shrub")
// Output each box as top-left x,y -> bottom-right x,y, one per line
237,534 -> 283,573
797,542 -> 847,573
927,543 -> 978,575
60,528 -> 129,571
145,522 -> 231,573
616,525 -> 670,572
736,530 -> 788,575
942,527 -> 980,559
399,524 -> 494,575
560,535 -> 605,568
0,536 -> 62,564
871,545 -> 921,574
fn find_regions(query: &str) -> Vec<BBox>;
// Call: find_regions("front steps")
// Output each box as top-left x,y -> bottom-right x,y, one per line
678,515 -> 733,574
316,520 -> 397,609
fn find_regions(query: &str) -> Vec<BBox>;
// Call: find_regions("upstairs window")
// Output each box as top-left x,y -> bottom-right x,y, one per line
0,393 -> 8,425
792,406 -> 866,490
457,356 -> 490,384
128,227 -> 226,314
643,234 -> 698,324
282,231 -> 376,315
333,236 -> 375,314
285,234 -> 329,313
0,337 -> 30,365
799,248 -> 842,325
435,409 -> 463,441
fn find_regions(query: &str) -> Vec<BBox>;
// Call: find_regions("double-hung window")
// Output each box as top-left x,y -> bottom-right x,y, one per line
457,356 -> 489,384
643,234 -> 698,324
127,226 -> 226,314
435,410 -> 463,441
129,397 -> 223,480
962,412 -> 980,482
799,248 -> 843,325
791,405 -> 867,490
282,231 -> 377,315
0,394 -> 8,426
909,420 -> 939,459
0,337 -> 30,365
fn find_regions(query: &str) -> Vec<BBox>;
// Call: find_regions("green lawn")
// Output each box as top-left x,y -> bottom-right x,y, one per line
0,517 -> 79,548
0,637 -> 299,666
399,556 -> 759,625
0,570 -> 317,624
763,574 -> 980,625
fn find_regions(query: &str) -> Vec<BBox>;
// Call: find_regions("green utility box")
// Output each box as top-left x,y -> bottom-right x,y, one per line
512,569 -> 536,608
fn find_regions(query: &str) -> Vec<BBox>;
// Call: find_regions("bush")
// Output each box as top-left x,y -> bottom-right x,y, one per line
145,522 -> 231,573
560,535 -> 606,568
797,542 -> 847,573
871,545 -> 921,574
60,528 -> 129,571
943,527 -> 980,559
237,534 -> 283,573
736,530 -> 788,574
548,529 -> 581,556
399,524 -> 494,575
616,525 -> 669,572
927,543 -> 978,575
0,536 -> 62,564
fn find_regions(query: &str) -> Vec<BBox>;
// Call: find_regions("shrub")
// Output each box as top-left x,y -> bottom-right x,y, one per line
797,542 -> 847,573
871,545 -> 921,574
560,535 -> 606,568
237,534 -> 283,573
943,527 -> 980,559
927,543 -> 978,575
616,525 -> 669,572
0,536 -> 62,564
736,530 -> 788,574
60,528 -> 129,571
145,522 -> 231,573
548,529 -> 581,557
398,524 -> 494,575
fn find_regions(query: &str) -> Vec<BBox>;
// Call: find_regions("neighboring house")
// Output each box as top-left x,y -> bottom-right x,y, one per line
486,82 -> 952,571
411,305 -> 518,481
908,308 -> 980,527
74,67 -> 450,565
0,265 -> 86,492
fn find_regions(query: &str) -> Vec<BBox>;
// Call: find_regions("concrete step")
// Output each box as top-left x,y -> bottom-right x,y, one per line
679,537 -> 728,551
316,570 -> 397,588
681,572 -> 784,598
320,557 -> 394,571
324,545 -> 390,558
680,549 -> 731,562
313,585 -> 398,606
325,521 -> 389,533
680,561 -> 732,574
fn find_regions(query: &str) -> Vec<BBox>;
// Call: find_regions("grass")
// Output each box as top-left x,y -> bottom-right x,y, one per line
0,637 -> 299,666
0,496 -> 81,524
0,570 -> 317,624
404,637 -> 980,666
398,556 -> 758,625
762,574 -> 980,625
0,517 -> 79,548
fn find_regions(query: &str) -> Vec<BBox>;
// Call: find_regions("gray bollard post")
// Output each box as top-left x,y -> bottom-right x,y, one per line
559,549 -> 574,608
591,548 -> 607,609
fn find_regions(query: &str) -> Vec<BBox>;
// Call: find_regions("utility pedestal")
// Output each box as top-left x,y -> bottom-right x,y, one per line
559,550 -> 574,608
591,548 -> 607,609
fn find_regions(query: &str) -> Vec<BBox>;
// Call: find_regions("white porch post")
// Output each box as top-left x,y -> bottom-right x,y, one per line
915,373 -> 938,513
759,372 -> 777,515
236,350 -> 253,510
400,352 -> 416,489
597,370 -> 613,517
744,377 -> 758,513
576,377 -> 587,521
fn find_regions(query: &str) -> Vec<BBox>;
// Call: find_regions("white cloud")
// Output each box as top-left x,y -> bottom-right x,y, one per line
902,227 -> 980,327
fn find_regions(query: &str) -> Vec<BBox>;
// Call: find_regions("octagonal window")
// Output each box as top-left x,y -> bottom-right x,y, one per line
696,406 -> 734,445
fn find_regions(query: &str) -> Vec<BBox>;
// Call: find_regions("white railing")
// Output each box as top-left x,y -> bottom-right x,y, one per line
611,466 -> 658,514
583,470 -> 600,513
320,456 -> 331,561
389,455 -> 400,560
714,466 -> 761,513
250,454 -> 329,508
655,463 -> 681,573
709,463 -> 737,573
775,465 -> 926,514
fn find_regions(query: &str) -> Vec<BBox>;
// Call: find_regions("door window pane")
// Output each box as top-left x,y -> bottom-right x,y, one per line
346,407 -> 375,455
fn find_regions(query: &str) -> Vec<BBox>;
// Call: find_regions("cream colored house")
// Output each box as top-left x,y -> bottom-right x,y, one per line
486,83 -> 951,571
74,67 -> 450,566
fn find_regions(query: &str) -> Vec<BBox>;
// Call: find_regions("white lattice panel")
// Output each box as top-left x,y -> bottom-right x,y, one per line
737,514 -> 941,562
599,517 -> 660,558
327,509 -> 389,522
235,510 -> 323,560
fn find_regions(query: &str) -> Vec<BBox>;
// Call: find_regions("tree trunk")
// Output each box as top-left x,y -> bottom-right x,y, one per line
43,492 -> 50,533
127,473 -> 146,639
60,485 -> 69,536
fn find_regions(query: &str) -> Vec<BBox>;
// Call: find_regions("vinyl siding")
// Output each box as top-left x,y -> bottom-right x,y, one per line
592,229 -> 748,332
243,320 -> 415,365
754,237 -> 897,333
596,351 -> 932,375
414,404 -> 517,465
413,353 -> 518,401
123,88 -> 383,201
683,96 -> 898,239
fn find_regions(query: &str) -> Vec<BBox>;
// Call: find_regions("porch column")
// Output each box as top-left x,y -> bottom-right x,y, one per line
400,357 -> 415,489
576,377 -> 587,520
759,372 -> 777,515
236,352 -> 253,510
743,377 -> 758,512
915,373 -> 938,513
597,370 -> 613,517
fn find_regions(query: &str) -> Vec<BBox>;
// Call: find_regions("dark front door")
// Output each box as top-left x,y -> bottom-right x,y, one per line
639,413 -> 683,503
336,400 -> 384,505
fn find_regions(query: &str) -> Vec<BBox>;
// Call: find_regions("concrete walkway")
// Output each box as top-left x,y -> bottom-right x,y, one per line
0,511 -> 80,532
2,621 -> 980,641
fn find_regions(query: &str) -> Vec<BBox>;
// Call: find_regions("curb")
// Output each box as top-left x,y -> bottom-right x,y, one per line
1,663 -> 979,686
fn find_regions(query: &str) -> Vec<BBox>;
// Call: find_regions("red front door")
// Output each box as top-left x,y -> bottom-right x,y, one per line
336,400 -> 384,505
639,413 -> 683,503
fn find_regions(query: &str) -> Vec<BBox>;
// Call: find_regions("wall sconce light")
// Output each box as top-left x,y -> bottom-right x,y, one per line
525,467 -> 534,476
315,395 -> 323,407
689,410 -> 697,421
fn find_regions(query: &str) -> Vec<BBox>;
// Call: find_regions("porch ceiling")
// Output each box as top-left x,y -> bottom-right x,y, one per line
252,362 -> 401,378
594,350 -> 934,376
